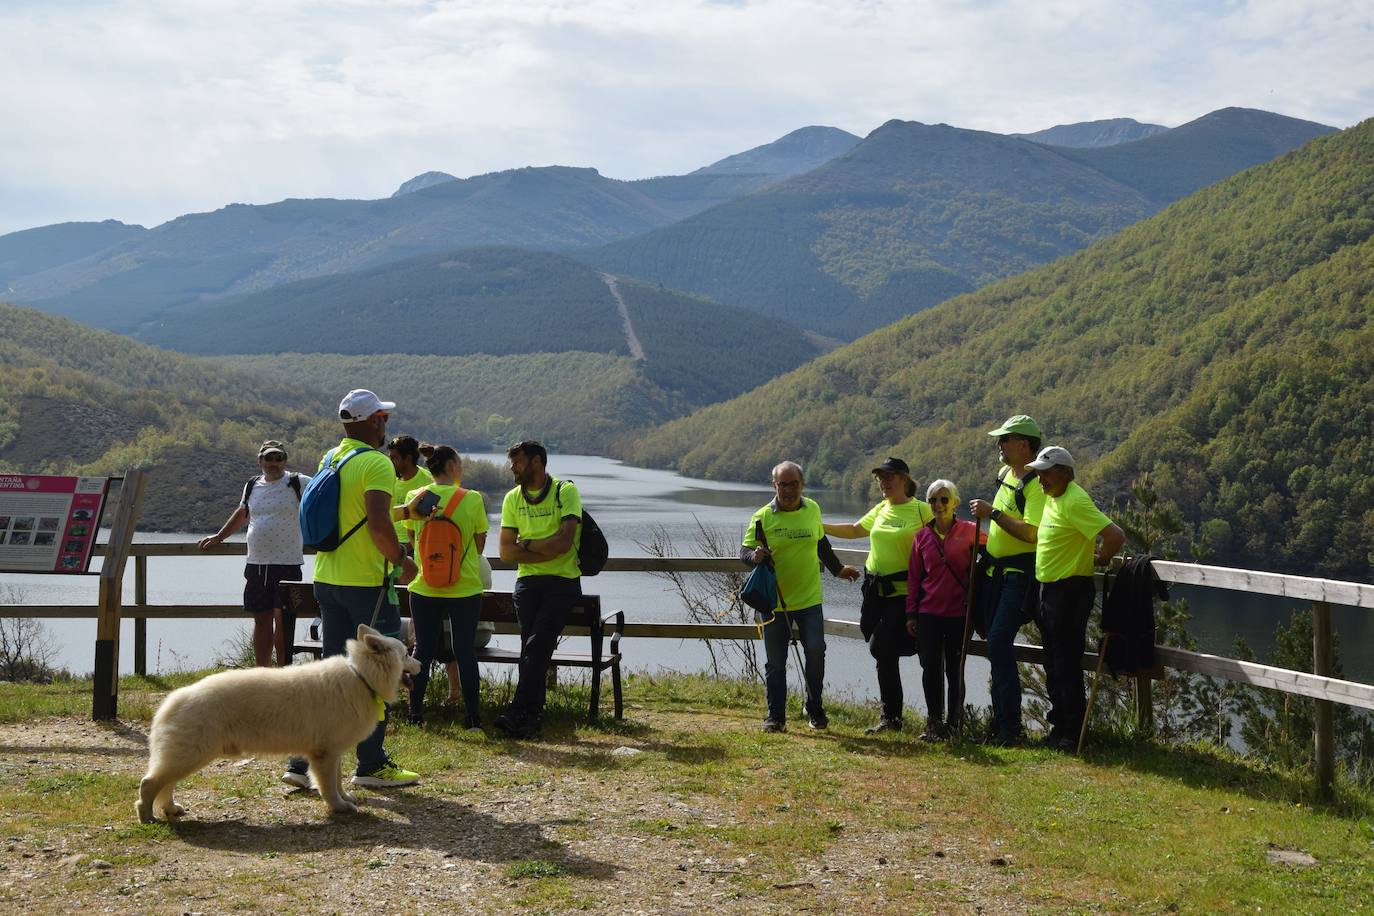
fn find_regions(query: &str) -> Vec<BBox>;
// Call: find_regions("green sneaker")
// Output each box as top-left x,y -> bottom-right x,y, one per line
351,762 -> 420,788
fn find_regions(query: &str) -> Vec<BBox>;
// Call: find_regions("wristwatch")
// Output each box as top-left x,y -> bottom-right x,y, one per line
990,508 -> 1004,522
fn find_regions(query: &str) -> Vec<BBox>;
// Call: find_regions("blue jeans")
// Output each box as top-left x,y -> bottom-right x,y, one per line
318,582 -> 402,775
409,593 -> 481,721
761,604 -> 825,723
986,570 -> 1030,737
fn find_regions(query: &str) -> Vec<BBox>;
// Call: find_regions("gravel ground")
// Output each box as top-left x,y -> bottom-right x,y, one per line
0,715 -> 1027,914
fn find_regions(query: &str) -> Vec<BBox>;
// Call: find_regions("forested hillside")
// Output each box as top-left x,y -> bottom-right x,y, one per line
0,220 -> 145,288
0,304 -> 355,529
619,119 -> 1374,579
142,247 -> 821,408
586,108 -> 1334,338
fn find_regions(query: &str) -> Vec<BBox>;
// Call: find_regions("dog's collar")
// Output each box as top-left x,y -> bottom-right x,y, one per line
348,662 -> 380,701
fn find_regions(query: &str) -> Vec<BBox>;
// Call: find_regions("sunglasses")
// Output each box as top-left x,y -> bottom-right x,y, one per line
997,435 -> 1025,444
261,454 -> 286,462
928,495 -> 951,505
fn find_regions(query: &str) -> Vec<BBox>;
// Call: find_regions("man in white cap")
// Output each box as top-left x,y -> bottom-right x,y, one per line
1026,445 -> 1124,751
283,389 -> 421,789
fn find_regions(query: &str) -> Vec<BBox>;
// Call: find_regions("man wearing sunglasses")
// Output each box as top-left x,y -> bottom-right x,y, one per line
968,415 -> 1045,746
199,439 -> 309,668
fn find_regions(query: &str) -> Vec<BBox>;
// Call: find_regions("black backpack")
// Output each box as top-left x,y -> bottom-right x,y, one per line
241,472 -> 302,516
995,466 -> 1038,515
555,480 -> 608,577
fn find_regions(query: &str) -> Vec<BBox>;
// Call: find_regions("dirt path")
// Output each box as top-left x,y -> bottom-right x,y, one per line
0,714 -> 1026,914
600,272 -> 646,362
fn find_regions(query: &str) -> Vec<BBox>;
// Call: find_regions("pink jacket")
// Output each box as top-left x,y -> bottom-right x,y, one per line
905,520 -> 978,618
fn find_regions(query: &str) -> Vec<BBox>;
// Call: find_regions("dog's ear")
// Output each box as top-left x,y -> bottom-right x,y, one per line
357,623 -> 379,641
362,633 -> 390,653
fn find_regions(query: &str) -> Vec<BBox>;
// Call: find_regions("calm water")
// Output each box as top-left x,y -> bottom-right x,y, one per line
3,455 -> 1369,715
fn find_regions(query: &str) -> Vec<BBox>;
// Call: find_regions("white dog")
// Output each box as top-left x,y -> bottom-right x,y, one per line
136,624 -> 420,822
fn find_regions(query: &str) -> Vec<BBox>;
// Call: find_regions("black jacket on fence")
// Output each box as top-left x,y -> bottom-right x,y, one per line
1101,554 -> 1168,676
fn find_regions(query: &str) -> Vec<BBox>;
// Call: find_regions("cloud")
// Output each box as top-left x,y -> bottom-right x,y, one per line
1,0 -> 1370,234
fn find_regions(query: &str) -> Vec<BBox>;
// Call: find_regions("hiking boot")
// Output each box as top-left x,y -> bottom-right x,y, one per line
808,713 -> 829,731
281,768 -> 312,790
762,718 -> 786,733
989,731 -> 1025,748
351,762 -> 421,788
865,717 -> 903,735
920,721 -> 949,743
493,710 -> 520,735
463,714 -> 483,732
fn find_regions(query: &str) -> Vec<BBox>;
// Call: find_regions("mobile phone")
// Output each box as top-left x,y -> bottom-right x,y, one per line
415,490 -> 441,517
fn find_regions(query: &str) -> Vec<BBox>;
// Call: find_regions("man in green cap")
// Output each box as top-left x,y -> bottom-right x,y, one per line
969,415 -> 1044,745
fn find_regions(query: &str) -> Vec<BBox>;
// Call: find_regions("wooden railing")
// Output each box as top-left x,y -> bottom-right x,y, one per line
4,541 -> 1372,797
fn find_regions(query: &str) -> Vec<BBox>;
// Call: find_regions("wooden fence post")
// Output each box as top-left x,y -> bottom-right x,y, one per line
1312,600 -> 1335,800
92,470 -> 146,721
133,554 -> 148,677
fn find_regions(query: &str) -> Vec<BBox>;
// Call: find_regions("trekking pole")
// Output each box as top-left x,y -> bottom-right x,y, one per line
955,517 -> 981,735
1077,633 -> 1110,755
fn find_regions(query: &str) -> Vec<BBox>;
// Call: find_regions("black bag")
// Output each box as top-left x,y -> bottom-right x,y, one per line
861,577 -> 917,658
556,481 -> 608,576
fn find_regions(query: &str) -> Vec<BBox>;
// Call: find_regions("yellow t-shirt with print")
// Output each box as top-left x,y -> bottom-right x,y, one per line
986,467 -> 1047,574
742,497 -> 825,612
393,465 -> 434,544
1036,481 -> 1113,583
312,438 -> 397,587
858,498 -> 934,596
405,483 -> 489,599
500,477 -> 582,579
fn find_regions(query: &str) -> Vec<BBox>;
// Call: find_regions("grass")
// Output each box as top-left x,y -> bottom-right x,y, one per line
0,669 -> 1372,913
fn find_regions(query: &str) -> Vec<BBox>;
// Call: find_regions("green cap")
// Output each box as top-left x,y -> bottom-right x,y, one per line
988,415 -> 1041,438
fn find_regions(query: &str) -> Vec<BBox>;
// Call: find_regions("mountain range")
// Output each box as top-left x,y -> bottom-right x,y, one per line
1013,117 -> 1169,148
617,116 -> 1374,579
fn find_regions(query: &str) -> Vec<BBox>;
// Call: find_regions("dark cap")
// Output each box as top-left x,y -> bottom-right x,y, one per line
257,439 -> 287,459
871,457 -> 910,476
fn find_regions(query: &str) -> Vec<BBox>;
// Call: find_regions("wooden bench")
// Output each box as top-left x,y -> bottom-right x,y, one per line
280,583 -> 625,721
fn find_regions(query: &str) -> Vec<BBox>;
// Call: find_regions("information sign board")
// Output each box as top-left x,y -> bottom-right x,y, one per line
0,475 -> 111,573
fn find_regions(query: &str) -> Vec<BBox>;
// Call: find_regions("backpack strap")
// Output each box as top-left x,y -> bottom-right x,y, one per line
332,446 -> 375,549
996,467 -> 1037,516
288,472 -> 302,501
442,487 -> 469,518
241,476 -> 259,515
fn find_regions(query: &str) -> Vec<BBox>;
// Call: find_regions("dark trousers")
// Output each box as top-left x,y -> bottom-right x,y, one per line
916,614 -> 964,727
409,593 -> 481,721
863,592 -> 909,721
760,604 -> 826,723
286,582 -> 401,776
511,575 -> 581,721
1038,576 -> 1096,737
986,569 -> 1031,738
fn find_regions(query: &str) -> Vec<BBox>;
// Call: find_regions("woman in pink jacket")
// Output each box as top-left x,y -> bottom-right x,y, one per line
905,479 -> 978,741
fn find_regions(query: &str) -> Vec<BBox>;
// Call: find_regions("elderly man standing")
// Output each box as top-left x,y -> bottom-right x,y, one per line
1026,446 -> 1125,751
742,461 -> 860,732
968,415 -> 1045,746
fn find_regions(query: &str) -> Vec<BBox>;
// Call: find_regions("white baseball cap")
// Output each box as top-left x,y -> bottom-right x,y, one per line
1026,445 -> 1075,470
337,389 -> 396,422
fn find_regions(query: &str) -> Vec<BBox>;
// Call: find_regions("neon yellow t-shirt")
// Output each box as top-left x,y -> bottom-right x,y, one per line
986,467 -> 1046,574
500,477 -> 582,579
1036,481 -> 1113,583
393,465 -> 434,544
405,483 -> 489,599
311,438 -> 397,587
742,497 -> 825,612
858,498 -> 934,596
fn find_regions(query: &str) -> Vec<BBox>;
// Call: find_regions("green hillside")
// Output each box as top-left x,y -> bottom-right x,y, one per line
586,109 -> 1334,338
229,350 -> 688,455
0,303 -> 352,530
619,118 -> 1374,579
141,247 -> 821,408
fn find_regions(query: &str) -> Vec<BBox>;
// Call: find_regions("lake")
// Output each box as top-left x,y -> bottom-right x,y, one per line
3,454 -> 1370,718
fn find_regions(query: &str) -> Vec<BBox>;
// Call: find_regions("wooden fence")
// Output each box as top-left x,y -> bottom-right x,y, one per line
3,542 -> 1372,798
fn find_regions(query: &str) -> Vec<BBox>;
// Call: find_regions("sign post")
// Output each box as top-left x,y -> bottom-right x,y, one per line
92,470 -> 146,721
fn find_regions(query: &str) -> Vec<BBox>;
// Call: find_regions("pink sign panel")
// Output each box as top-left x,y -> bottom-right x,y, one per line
0,475 -> 110,574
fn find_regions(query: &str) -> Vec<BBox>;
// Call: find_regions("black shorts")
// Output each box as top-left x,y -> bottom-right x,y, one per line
244,563 -> 304,615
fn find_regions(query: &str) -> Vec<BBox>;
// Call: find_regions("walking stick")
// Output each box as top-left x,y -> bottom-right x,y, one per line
1077,633 -> 1110,755
955,517 -> 981,735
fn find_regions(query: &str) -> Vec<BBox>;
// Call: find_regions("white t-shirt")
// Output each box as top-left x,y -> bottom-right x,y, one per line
244,473 -> 310,566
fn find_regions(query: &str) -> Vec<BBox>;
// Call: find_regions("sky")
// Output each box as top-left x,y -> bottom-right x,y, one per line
2,0 -> 1372,236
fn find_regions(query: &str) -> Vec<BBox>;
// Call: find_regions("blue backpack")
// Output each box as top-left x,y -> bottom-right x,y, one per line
299,446 -> 375,551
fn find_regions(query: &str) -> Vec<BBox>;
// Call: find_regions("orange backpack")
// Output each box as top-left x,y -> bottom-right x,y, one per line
417,488 -> 470,588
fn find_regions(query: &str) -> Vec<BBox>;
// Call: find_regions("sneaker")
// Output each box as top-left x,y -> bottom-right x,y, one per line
351,762 -> 420,788
808,713 -> 829,731
762,718 -> 786,733
989,731 -> 1025,748
920,722 -> 949,743
493,709 -> 521,735
281,769 -> 312,790
865,717 -> 902,735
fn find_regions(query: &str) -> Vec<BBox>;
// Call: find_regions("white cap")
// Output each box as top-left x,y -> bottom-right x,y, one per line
337,389 -> 396,422
1027,445 -> 1075,471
